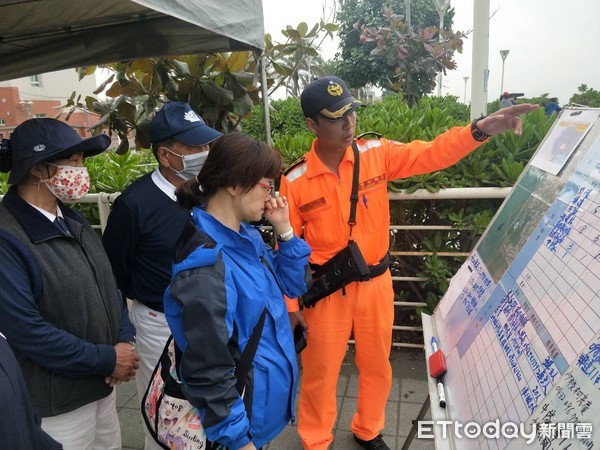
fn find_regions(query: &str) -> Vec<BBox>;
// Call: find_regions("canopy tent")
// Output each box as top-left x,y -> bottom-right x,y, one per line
0,0 -> 265,81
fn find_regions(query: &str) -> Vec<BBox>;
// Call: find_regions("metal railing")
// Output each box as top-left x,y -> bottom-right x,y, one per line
73,193 -> 121,233
1,187 -> 512,348
383,187 -> 511,348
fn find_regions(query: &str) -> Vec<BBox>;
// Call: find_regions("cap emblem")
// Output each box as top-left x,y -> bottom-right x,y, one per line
183,111 -> 201,123
327,82 -> 344,97
320,103 -> 354,120
33,144 -> 46,152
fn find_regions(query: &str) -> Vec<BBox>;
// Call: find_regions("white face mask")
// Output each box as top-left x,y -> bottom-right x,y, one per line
167,149 -> 209,181
43,165 -> 90,202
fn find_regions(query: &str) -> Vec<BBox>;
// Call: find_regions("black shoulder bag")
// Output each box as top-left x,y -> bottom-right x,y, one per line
300,141 -> 378,308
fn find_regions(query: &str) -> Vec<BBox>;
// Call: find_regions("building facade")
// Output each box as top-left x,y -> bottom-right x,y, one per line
0,69 -> 99,139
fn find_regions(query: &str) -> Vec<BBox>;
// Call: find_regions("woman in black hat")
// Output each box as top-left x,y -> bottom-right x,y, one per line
0,118 -> 139,449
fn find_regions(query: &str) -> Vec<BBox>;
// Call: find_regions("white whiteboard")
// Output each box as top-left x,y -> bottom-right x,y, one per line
429,108 -> 600,450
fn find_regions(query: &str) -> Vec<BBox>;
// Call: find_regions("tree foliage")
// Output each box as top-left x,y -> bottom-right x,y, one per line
61,21 -> 338,153
358,7 -> 464,105
67,54 -> 261,153
335,0 -> 455,90
569,84 -> 600,107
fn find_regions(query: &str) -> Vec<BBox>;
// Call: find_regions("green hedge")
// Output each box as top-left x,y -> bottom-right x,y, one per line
242,95 -> 552,181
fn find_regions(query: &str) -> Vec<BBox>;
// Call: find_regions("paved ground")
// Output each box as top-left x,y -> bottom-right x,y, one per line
117,347 -> 434,450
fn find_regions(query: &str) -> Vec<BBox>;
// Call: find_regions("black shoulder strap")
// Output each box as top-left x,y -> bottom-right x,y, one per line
348,140 -> 360,237
234,255 -> 287,393
168,257 -> 272,396
234,256 -> 285,393
235,308 -> 267,395
356,131 -> 382,140
167,305 -> 266,397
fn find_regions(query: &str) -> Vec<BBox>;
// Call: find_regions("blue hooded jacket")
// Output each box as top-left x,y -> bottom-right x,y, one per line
164,208 -> 311,449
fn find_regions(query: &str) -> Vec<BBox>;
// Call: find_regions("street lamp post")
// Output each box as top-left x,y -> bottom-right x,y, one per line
463,76 -> 469,104
499,49 -> 510,95
432,0 -> 451,96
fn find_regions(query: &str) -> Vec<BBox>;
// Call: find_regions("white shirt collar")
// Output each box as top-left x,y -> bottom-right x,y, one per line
151,169 -> 177,202
29,203 -> 64,222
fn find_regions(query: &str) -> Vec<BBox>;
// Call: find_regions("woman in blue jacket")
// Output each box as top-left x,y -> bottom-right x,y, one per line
164,133 -> 311,450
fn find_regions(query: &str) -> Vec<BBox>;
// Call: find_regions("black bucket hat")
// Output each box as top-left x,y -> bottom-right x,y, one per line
0,118 -> 111,185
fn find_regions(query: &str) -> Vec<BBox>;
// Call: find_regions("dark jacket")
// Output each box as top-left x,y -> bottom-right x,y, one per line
0,186 -> 135,417
0,335 -> 62,449
102,172 -> 190,312
545,101 -> 562,115
164,208 -> 311,449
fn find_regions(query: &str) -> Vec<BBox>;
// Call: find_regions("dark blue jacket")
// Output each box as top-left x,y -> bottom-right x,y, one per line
0,335 -> 62,449
164,208 -> 311,449
103,172 -> 190,312
545,101 -> 562,115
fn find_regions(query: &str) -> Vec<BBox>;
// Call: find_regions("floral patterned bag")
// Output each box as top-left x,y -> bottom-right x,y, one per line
142,309 -> 266,450
142,336 -> 208,450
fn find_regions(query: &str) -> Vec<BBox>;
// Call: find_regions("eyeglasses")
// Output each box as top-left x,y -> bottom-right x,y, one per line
257,182 -> 274,195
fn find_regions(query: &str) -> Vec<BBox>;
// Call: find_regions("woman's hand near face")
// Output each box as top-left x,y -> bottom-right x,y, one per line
263,195 -> 292,235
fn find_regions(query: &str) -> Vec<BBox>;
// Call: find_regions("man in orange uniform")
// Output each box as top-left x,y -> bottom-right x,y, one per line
280,76 -> 538,450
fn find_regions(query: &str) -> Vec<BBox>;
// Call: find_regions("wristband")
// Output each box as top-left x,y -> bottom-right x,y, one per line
471,115 -> 490,142
277,228 -> 294,241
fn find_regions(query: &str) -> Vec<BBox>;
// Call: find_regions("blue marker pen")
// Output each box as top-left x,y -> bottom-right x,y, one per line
362,194 -> 368,209
431,336 -> 438,353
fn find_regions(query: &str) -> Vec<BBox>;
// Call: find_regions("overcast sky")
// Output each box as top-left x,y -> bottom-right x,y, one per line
262,0 -> 600,105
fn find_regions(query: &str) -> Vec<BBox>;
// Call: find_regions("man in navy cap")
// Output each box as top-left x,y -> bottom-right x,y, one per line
102,102 -> 222,450
281,76 -> 538,450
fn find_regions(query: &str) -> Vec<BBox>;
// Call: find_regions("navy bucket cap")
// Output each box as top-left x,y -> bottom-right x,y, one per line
150,102 -> 222,145
3,118 -> 110,185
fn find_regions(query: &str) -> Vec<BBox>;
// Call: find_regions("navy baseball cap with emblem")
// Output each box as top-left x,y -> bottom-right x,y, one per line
2,118 -> 110,185
150,102 -> 222,145
300,76 -> 364,120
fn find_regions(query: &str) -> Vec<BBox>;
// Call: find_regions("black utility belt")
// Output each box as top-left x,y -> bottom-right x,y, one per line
365,254 -> 390,278
309,253 -> 389,279
300,241 -> 390,309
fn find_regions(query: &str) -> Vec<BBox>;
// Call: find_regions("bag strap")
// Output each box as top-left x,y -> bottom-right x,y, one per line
166,307 -> 266,397
232,255 -> 285,393
235,307 -> 267,395
236,255 -> 287,392
348,140 -> 361,238
160,335 -> 177,384
166,258 -> 275,395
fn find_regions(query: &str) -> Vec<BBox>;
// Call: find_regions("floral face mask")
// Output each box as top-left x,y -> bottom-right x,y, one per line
43,164 -> 90,202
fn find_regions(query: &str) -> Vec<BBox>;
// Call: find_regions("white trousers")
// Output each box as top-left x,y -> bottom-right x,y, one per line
41,390 -> 120,450
130,299 -> 172,450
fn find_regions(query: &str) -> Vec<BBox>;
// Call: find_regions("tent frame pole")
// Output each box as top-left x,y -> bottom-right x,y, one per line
258,51 -> 272,146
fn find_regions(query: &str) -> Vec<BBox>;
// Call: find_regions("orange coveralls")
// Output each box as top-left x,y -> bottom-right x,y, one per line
280,125 -> 484,450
